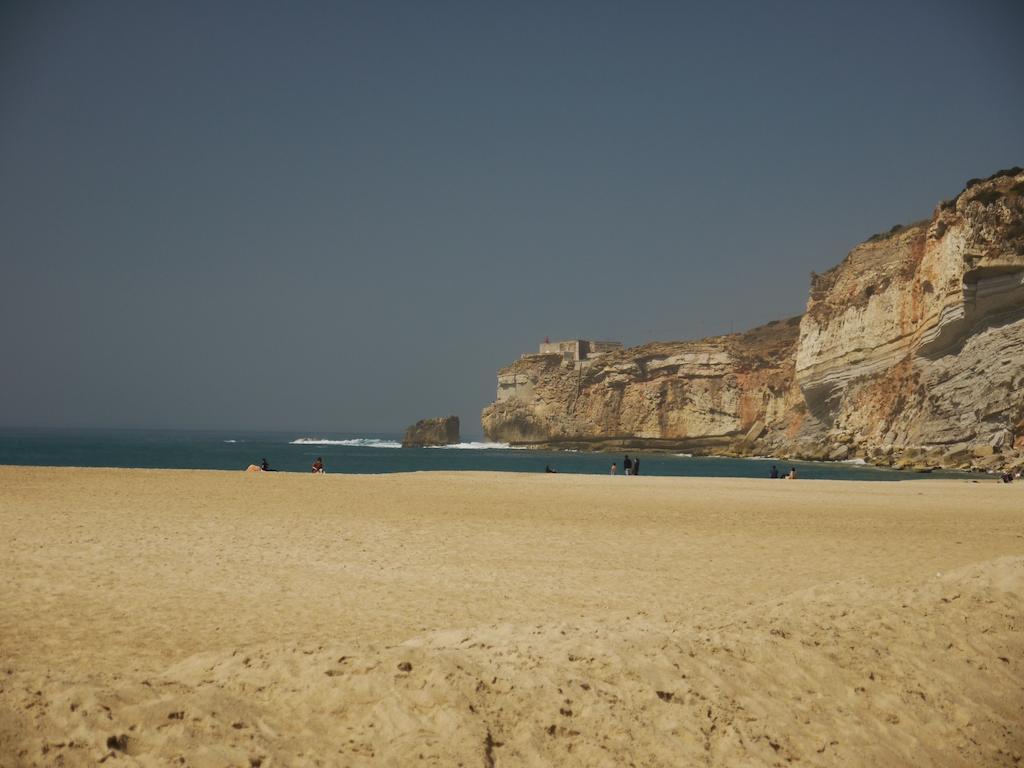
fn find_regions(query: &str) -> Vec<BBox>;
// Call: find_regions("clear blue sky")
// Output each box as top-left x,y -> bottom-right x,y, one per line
1,0 -> 1021,434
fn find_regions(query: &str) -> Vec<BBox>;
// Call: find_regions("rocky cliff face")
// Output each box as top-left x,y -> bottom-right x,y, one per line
402,416 -> 460,448
482,168 -> 1024,470
482,318 -> 803,452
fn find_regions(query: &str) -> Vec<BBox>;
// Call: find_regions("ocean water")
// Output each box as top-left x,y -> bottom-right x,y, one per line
0,428 -> 968,481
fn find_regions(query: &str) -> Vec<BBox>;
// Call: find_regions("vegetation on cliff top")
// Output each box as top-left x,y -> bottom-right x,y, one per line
810,166 -> 1023,303
940,165 -> 1023,211
865,219 -> 930,244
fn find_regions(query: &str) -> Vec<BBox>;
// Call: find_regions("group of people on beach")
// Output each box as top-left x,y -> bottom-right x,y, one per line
249,457 -> 325,473
770,464 -> 797,479
610,454 -> 641,475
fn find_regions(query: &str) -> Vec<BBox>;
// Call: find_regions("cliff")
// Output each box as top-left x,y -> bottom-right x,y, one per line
482,168 -> 1024,470
482,319 -> 803,452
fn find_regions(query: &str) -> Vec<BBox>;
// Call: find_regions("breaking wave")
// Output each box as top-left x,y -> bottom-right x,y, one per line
289,437 -> 402,449
288,438 -> 521,450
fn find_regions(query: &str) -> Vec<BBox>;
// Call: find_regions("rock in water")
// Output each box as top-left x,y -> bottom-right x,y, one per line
402,416 -> 460,448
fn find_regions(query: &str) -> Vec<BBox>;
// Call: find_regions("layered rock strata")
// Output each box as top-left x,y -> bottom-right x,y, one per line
402,416 -> 460,448
482,318 -> 802,453
482,169 -> 1024,470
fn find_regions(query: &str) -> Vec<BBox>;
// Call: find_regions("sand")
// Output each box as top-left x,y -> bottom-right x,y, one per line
1,466 -> 1022,767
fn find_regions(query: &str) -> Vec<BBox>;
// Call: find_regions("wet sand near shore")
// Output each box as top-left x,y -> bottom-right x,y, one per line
1,466 -> 1022,766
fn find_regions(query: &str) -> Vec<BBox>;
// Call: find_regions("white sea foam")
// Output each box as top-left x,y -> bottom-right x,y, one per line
289,437 -> 402,449
223,439 -> 246,444
429,441 -> 522,450
841,458 -> 868,465
673,453 -> 693,458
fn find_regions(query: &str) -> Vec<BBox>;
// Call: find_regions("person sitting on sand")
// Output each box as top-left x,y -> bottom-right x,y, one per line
312,457 -> 324,474
786,467 -> 797,480
610,462 -> 617,475
770,465 -> 779,479
545,465 -> 557,473
1000,470 -> 1014,483
260,458 -> 274,472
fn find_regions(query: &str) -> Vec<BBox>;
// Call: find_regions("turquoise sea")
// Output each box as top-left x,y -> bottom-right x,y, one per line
0,428 -> 967,481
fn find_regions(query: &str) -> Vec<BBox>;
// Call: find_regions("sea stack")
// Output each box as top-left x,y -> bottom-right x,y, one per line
402,416 -> 460,448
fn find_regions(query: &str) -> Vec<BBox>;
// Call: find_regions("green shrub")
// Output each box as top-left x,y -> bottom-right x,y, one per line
967,167 -> 1023,189
865,219 -> 927,243
987,166 -> 1023,180
951,167 -> 1023,208
974,189 -> 1004,206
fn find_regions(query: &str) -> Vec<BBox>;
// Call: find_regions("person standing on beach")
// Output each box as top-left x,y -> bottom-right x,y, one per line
770,465 -> 779,479
633,457 -> 640,476
623,455 -> 633,476
610,462 -> 618,475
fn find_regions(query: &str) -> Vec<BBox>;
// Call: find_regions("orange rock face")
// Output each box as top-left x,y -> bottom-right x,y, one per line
483,169 -> 1024,470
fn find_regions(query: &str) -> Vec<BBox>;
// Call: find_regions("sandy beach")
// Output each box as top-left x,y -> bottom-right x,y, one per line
1,466 -> 1022,766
